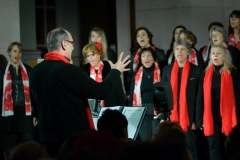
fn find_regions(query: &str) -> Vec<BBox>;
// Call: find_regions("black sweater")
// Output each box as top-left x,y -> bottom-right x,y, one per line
30,59 -> 121,143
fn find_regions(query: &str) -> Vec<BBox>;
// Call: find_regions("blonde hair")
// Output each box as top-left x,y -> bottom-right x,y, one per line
206,44 -> 236,73
82,42 -> 104,64
88,27 -> 108,60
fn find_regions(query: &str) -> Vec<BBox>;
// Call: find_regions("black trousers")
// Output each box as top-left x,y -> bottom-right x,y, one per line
138,103 -> 159,141
207,122 -> 227,160
185,126 -> 198,160
6,132 -> 34,156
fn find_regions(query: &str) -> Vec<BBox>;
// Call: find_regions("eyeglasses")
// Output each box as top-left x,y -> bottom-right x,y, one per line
229,17 -> 239,21
86,53 -> 95,58
65,40 -> 74,46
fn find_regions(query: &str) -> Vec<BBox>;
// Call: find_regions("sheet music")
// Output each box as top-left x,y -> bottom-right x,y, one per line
122,107 -> 145,139
98,106 -> 121,117
93,117 -> 99,129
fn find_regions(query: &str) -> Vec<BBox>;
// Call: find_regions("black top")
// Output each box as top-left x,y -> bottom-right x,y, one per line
177,68 -> 183,108
211,65 -> 222,122
141,65 -> 155,104
9,65 -> 25,106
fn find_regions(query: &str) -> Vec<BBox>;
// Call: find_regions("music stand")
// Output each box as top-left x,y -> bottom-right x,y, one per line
152,81 -> 173,120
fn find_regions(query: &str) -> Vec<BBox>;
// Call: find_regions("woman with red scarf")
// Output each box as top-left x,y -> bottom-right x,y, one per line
125,27 -> 167,101
228,10 -> 240,51
82,42 -> 125,108
161,39 -> 202,160
196,44 -> 240,160
179,30 -> 204,69
129,47 -> 161,141
0,42 -> 37,156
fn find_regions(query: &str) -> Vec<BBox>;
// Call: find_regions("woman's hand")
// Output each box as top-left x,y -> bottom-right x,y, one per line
191,122 -> 197,130
33,117 -> 38,126
108,52 -> 131,73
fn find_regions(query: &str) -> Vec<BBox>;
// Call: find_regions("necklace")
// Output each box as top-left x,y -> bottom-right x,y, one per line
143,69 -> 154,78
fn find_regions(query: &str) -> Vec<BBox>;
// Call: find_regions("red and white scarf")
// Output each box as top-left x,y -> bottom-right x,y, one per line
201,43 -> 211,62
170,60 -> 190,132
133,45 -> 156,72
229,34 -> 240,49
89,61 -> 105,107
188,49 -> 198,66
168,50 -> 174,65
133,62 -> 161,109
203,65 -> 237,136
45,52 -> 95,129
2,62 -> 31,117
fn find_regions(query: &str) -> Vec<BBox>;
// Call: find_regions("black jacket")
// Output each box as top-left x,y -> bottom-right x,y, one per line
30,59 -> 122,143
196,68 -> 240,128
161,63 -> 202,124
82,61 -> 125,107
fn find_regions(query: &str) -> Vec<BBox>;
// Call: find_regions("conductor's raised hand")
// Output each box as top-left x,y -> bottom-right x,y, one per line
108,52 -> 131,73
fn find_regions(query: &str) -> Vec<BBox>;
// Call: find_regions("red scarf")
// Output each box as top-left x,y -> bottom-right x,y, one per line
90,61 -> 105,107
44,52 -> 70,64
2,62 -> 31,117
170,60 -> 190,132
188,49 -> 198,66
133,62 -> 161,114
203,65 -> 237,136
44,52 -> 95,129
133,45 -> 156,72
229,34 -> 240,49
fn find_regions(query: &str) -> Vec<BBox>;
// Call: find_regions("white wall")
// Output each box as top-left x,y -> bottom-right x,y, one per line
0,0 -> 20,60
116,0 -> 131,59
19,0 -> 36,50
135,0 -> 240,52
57,0 -> 81,66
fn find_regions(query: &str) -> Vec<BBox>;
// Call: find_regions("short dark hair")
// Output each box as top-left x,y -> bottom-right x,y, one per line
134,27 -> 153,48
7,42 -> 23,54
137,47 -> 157,70
97,109 -> 128,139
208,22 -> 224,31
46,27 -> 69,52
